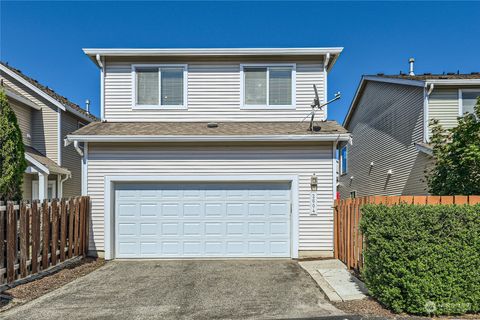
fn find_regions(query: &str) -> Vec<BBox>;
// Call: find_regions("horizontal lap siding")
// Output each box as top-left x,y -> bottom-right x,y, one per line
1,72 -> 59,162
428,88 -> 459,136
104,61 -> 325,122
61,112 -> 83,197
11,101 -> 33,146
87,144 -> 335,252
338,81 -> 430,197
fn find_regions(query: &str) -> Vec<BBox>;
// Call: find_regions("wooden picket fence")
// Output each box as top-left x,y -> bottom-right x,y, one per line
0,196 -> 90,286
334,195 -> 480,271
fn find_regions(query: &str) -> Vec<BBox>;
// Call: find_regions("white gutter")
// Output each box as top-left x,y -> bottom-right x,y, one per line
58,173 -> 71,198
67,133 -> 352,143
96,54 -> 105,121
83,47 -> 344,57
73,140 -> 84,156
426,79 -> 480,85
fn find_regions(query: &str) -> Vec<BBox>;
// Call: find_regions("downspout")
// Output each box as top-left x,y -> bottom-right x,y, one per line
74,140 -> 83,157
58,173 -> 71,198
96,54 -> 105,122
424,83 -> 434,142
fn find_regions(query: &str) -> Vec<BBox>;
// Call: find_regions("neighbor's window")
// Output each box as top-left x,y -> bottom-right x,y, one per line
134,66 -> 185,107
460,90 -> 480,115
340,146 -> 348,175
243,65 -> 293,107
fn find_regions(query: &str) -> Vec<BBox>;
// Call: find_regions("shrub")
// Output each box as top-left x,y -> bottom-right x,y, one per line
0,89 -> 27,201
360,204 -> 480,315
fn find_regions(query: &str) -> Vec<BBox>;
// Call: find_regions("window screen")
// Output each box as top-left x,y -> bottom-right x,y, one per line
244,67 -> 267,105
136,69 -> 159,105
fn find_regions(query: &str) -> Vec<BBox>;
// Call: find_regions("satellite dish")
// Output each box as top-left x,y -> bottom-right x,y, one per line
302,84 -> 341,131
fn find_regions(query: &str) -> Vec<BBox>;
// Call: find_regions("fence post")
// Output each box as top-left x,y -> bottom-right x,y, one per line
42,200 -> 50,270
74,198 -> 80,256
19,202 -> 28,278
60,199 -> 67,262
6,202 -> 16,283
68,198 -> 74,258
51,200 -> 59,266
31,201 -> 40,274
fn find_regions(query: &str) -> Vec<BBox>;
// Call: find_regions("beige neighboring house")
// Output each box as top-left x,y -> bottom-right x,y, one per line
338,63 -> 480,198
66,47 -> 350,260
0,62 -> 98,201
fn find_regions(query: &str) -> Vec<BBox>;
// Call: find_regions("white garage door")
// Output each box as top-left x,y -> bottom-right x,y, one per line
115,182 -> 291,258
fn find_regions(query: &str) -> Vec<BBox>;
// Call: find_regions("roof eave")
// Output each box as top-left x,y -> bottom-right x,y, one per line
67,133 -> 351,143
425,79 -> 480,85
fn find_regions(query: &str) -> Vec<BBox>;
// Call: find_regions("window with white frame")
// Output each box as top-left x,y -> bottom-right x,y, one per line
340,146 -> 348,175
242,65 -> 294,108
133,65 -> 186,108
460,89 -> 480,115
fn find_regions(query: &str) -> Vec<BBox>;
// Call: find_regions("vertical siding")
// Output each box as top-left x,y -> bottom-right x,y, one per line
87,143 -> 335,254
1,72 -> 59,162
103,60 -> 325,122
61,112 -> 83,197
10,100 -> 33,146
339,81 -> 432,198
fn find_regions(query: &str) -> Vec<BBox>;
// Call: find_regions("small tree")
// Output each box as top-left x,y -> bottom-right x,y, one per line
0,89 -> 28,201
427,97 -> 480,195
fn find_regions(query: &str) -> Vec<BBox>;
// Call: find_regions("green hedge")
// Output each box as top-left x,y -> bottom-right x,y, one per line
359,204 -> 480,315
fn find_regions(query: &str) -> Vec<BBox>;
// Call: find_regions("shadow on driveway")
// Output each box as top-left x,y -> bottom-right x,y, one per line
2,260 -> 344,320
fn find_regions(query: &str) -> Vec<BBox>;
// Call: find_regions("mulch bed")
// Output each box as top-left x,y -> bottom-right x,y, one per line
0,257 -> 105,311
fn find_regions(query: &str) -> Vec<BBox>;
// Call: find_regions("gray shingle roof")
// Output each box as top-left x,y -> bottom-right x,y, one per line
71,121 -> 348,136
25,146 -> 71,175
373,73 -> 480,81
1,62 -> 98,121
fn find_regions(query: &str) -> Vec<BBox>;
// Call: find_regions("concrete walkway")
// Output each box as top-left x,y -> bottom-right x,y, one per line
2,260 -> 344,320
300,259 -> 368,302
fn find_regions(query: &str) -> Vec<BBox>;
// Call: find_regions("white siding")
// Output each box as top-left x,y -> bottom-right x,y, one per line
10,100 -> 32,146
104,61 -> 325,122
87,143 -> 335,254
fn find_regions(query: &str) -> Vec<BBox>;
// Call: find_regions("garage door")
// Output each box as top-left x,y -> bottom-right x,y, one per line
115,182 -> 291,258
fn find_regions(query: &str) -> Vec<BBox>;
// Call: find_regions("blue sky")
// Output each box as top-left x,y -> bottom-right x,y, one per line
1,1 -> 479,122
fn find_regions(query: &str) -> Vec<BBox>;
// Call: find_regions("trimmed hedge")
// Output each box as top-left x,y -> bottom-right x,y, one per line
359,204 -> 480,315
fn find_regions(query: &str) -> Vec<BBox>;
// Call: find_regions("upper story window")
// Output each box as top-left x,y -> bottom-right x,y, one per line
241,64 -> 295,109
340,146 -> 348,175
459,89 -> 480,115
133,65 -> 187,109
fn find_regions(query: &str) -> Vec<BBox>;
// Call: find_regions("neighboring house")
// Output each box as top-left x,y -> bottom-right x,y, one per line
0,62 -> 98,201
66,47 -> 350,260
338,63 -> 480,198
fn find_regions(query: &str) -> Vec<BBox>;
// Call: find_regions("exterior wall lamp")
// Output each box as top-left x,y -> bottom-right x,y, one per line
310,174 -> 318,191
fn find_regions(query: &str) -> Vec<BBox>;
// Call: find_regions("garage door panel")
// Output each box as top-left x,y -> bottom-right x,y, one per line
115,183 -> 291,258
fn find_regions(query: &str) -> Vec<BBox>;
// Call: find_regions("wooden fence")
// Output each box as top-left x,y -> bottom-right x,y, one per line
0,196 -> 90,286
334,195 -> 480,271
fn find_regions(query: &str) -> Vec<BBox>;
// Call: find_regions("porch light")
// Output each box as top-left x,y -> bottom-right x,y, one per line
310,174 -> 318,191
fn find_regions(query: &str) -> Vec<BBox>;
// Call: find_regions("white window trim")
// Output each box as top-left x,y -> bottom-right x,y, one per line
340,145 -> 348,175
458,88 -> 480,116
131,64 -> 188,110
32,180 -> 57,200
240,63 -> 296,110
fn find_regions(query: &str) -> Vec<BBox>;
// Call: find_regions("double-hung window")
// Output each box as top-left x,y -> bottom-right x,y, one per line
133,65 -> 187,109
459,89 -> 480,115
241,64 -> 295,109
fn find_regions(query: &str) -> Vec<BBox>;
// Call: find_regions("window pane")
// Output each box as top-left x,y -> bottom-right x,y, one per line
244,67 -> 267,105
269,68 -> 292,105
161,68 -> 184,106
462,91 -> 480,114
136,69 -> 159,105
341,147 -> 348,174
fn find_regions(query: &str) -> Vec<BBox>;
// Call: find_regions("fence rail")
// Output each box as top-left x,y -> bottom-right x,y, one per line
334,195 -> 480,271
0,196 -> 90,286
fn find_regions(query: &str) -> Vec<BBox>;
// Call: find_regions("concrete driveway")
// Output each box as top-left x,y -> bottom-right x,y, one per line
2,260 -> 343,320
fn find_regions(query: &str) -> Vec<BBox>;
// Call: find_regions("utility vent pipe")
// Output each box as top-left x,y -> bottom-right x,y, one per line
85,99 -> 91,114
409,58 -> 415,76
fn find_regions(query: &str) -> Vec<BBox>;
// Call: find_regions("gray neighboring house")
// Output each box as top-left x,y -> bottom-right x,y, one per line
338,66 -> 480,198
0,62 -> 98,201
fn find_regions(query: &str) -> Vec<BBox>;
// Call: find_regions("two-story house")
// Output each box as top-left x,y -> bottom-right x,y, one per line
66,47 -> 349,260
338,61 -> 480,198
0,62 -> 98,201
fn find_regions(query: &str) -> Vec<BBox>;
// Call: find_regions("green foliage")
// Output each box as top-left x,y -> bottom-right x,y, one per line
0,89 -> 27,201
427,97 -> 480,195
360,204 -> 480,315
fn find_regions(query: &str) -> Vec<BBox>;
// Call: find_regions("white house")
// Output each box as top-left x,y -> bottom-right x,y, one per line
67,47 -> 349,260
